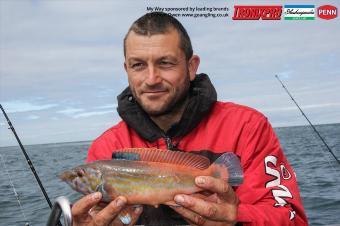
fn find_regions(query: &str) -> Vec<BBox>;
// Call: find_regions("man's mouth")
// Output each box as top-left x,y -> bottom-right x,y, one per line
144,90 -> 166,93
142,89 -> 167,94
142,90 -> 168,99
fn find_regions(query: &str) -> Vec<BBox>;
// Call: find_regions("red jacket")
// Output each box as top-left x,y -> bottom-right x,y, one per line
87,74 -> 308,225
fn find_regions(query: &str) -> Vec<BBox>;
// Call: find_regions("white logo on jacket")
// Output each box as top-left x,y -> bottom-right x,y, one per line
264,155 -> 296,220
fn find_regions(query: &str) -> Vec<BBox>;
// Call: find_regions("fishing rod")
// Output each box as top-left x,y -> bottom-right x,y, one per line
275,75 -> 340,164
0,104 -> 63,226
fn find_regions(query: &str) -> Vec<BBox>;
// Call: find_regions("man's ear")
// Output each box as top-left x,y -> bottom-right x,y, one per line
124,62 -> 127,72
188,55 -> 200,81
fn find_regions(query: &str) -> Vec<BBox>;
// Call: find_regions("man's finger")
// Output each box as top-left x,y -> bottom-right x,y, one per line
72,192 -> 102,217
195,176 -> 237,203
128,205 -> 143,226
109,205 -> 143,226
170,206 -> 207,226
93,196 -> 127,224
174,194 -> 237,222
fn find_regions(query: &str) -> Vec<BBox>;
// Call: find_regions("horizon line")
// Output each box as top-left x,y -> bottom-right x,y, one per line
1,122 -> 339,148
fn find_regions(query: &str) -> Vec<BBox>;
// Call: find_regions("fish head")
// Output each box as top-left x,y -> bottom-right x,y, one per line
59,164 -> 103,195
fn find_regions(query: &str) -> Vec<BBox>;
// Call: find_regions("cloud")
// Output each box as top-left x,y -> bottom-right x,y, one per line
0,0 -> 339,146
56,106 -> 117,118
57,107 -> 84,116
27,115 -> 40,120
1,100 -> 57,113
95,104 -> 118,109
277,71 -> 294,80
72,110 -> 114,119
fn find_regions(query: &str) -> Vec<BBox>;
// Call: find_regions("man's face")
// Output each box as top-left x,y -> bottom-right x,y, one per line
124,28 -> 199,116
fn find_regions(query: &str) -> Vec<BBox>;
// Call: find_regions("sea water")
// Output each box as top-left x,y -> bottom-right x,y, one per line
0,124 -> 339,226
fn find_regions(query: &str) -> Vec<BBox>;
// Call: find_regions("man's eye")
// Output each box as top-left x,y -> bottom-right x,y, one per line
160,61 -> 174,66
131,63 -> 144,69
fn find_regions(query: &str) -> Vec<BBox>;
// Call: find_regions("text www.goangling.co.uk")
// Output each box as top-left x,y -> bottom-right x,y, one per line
168,12 -> 228,18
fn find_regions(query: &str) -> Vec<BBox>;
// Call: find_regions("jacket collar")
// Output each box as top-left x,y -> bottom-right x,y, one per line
117,73 -> 217,142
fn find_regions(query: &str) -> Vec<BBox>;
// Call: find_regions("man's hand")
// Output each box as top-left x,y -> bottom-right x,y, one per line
170,176 -> 239,226
72,192 -> 143,226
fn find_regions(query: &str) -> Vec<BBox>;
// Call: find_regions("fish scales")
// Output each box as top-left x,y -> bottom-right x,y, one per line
60,149 -> 243,207
99,160 -> 204,204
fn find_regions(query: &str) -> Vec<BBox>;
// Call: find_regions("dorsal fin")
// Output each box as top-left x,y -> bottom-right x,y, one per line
112,148 -> 210,170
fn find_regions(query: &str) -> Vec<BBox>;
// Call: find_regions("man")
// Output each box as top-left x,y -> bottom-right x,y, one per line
72,12 -> 308,226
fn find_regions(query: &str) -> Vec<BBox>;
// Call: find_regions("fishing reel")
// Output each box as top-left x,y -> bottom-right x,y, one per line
46,196 -> 72,226
45,196 -> 132,226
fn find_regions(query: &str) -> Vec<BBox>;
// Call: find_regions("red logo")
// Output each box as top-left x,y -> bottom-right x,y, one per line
233,5 -> 282,20
318,5 -> 337,20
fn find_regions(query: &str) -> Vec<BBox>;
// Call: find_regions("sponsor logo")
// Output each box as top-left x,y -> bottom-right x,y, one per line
280,164 -> 292,180
318,5 -> 338,20
284,5 -> 315,20
233,5 -> 282,20
264,155 -> 295,220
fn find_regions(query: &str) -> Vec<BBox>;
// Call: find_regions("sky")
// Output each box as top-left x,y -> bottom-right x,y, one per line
0,0 -> 339,147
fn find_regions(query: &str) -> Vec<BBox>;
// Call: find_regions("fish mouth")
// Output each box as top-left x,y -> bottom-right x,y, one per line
59,170 -> 77,181
59,167 -> 87,181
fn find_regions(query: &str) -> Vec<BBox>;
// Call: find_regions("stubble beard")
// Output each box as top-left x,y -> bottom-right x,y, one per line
131,75 -> 191,118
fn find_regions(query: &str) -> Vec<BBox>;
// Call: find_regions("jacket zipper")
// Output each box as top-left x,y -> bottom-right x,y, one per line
164,136 -> 174,150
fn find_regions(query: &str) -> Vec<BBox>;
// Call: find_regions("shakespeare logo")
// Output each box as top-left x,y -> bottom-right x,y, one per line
318,5 -> 338,20
232,5 -> 282,20
284,5 -> 315,20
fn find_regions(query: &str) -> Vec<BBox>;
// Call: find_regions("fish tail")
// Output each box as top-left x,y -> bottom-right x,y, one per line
210,152 -> 243,186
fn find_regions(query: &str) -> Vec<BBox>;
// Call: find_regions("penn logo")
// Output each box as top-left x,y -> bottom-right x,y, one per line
318,5 -> 337,20
233,5 -> 282,20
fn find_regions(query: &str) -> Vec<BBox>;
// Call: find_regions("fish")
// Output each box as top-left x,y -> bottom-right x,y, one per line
59,148 -> 243,207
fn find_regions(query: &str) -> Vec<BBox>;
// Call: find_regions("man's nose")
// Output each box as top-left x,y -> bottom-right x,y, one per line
145,65 -> 162,85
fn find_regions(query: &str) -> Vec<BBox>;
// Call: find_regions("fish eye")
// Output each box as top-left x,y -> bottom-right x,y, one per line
76,169 -> 85,177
